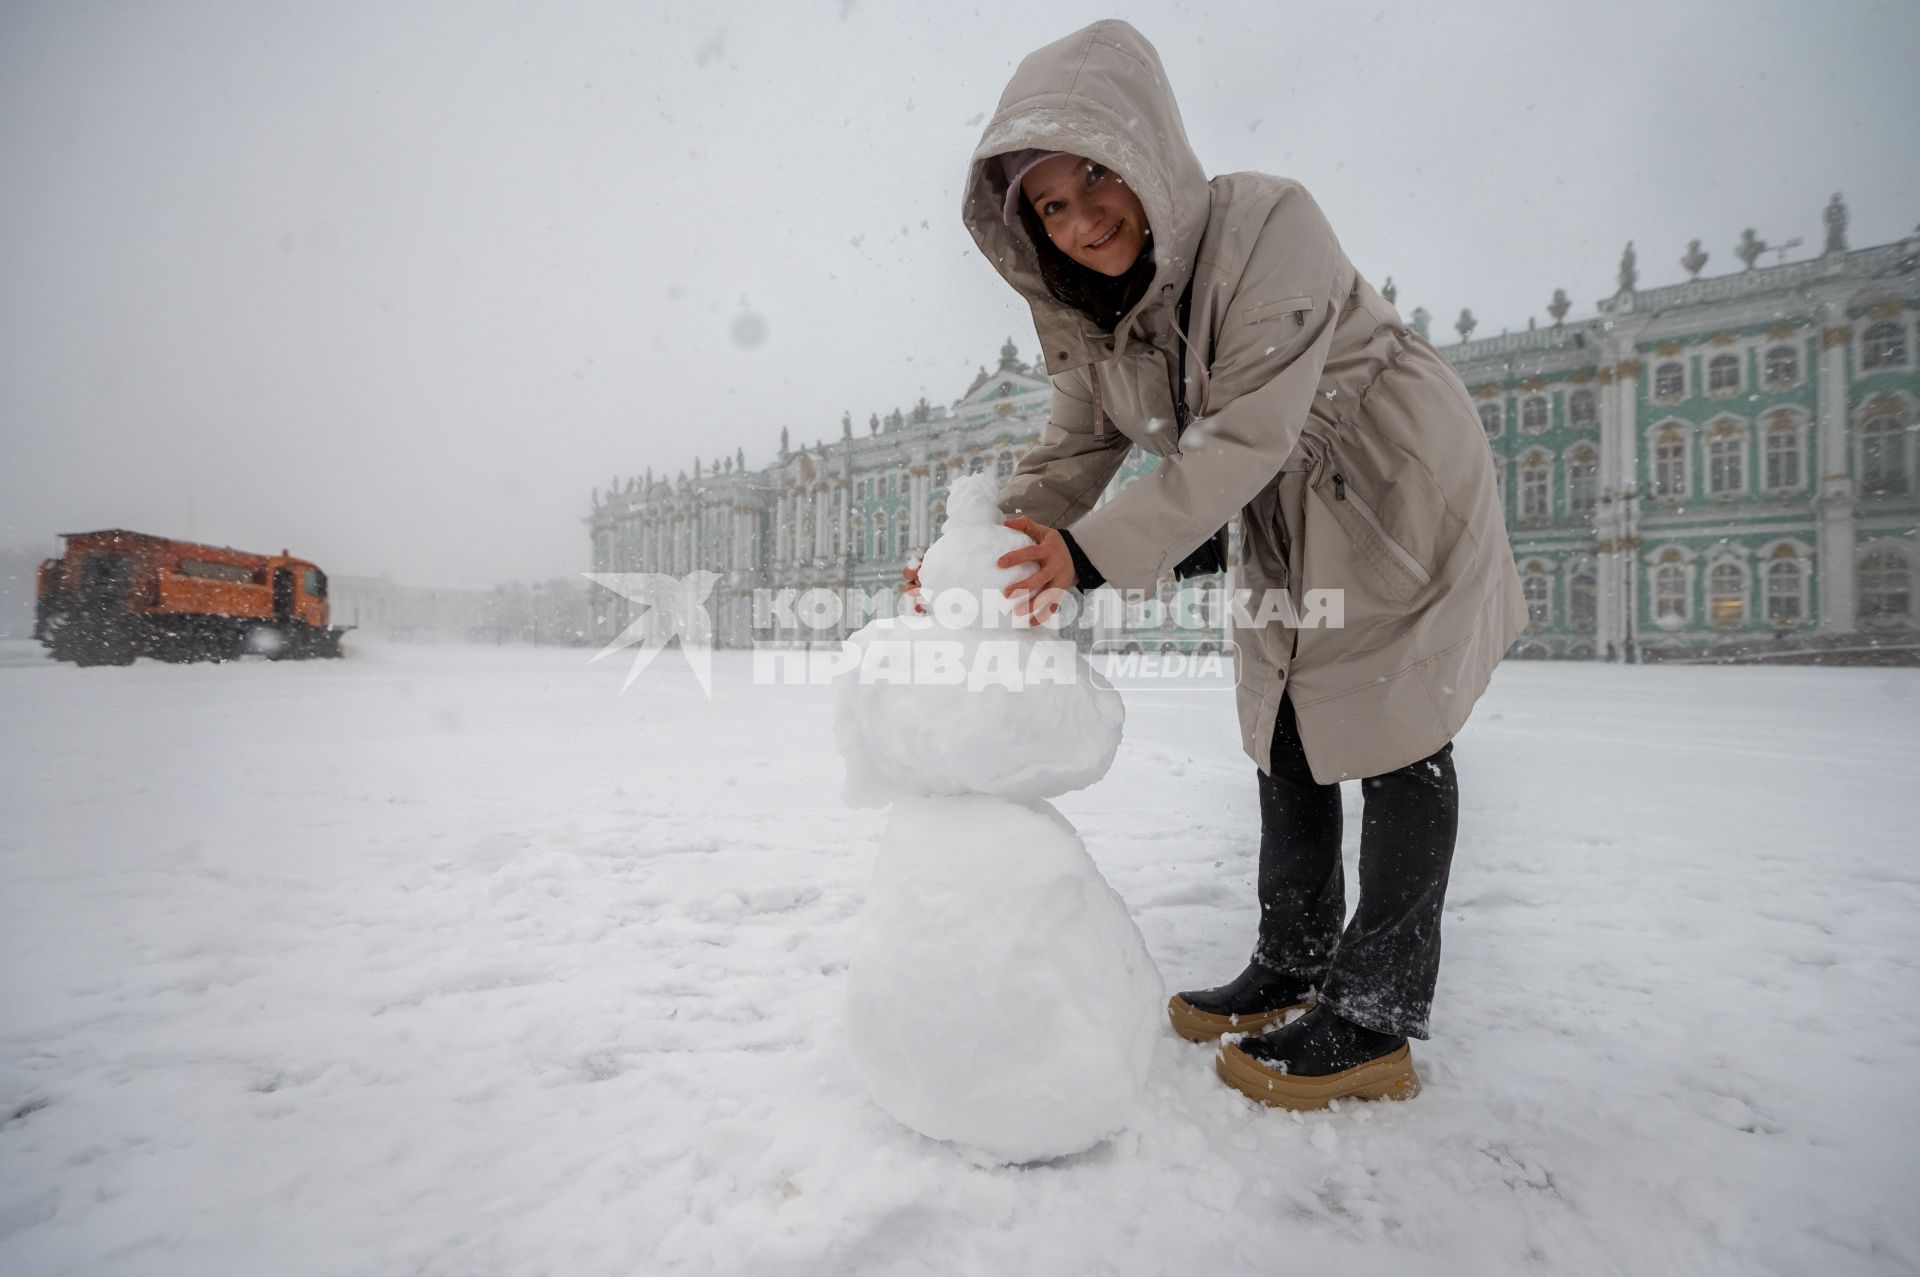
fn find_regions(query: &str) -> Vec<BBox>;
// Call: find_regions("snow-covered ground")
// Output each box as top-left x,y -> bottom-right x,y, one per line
2,637 -> 1916,1276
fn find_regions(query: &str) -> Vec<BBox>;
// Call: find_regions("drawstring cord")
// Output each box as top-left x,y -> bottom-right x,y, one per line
1168,305 -> 1212,421
1088,280 -> 1210,440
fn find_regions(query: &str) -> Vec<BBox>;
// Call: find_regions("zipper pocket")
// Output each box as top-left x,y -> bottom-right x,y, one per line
1333,472 -> 1432,587
1246,294 -> 1314,326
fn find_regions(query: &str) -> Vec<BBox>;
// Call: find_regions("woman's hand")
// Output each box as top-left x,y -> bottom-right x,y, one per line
997,516 -> 1076,626
901,555 -> 925,614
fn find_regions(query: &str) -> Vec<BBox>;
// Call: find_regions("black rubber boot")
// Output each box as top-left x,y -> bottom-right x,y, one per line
1235,1003 -> 1405,1075
1167,962 -> 1314,1043
1215,1004 -> 1421,1110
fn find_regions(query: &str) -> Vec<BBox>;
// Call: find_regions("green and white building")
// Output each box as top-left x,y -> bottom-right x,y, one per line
588,200 -> 1918,661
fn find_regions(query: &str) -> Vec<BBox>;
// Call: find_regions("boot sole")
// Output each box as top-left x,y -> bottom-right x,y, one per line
1214,1040 -> 1421,1111
1167,995 -> 1312,1044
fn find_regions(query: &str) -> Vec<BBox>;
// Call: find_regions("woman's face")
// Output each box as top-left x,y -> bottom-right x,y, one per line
1019,153 -> 1150,277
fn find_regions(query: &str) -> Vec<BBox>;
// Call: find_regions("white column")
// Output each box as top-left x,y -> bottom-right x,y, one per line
838,484 -> 850,567
1815,300 -> 1857,632
1589,346 -> 1624,658
1615,357 -> 1645,659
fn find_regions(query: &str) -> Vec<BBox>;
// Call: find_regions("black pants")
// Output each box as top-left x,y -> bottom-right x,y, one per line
1251,692 -> 1458,1040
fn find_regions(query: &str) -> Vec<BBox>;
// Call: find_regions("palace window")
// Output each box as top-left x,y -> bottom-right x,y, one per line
851,515 -> 866,563
1479,403 -> 1503,436
933,462 -> 948,488
1764,554 -> 1805,626
1568,388 -> 1598,430
996,451 -> 1016,479
968,456 -> 985,475
1653,361 -> 1686,402
1520,453 -> 1551,522
1521,395 -> 1549,434
895,511 -> 911,558
1707,353 -> 1742,396
1569,570 -> 1597,632
931,502 -> 947,539
1707,561 -> 1746,629
1763,344 -> 1800,388
1857,548 -> 1912,624
1764,413 -> 1803,490
1523,571 -> 1552,629
1860,405 -> 1911,496
1652,427 -> 1689,498
1863,320 -> 1909,371
1566,445 -> 1600,517
1707,427 -> 1747,498
1653,561 -> 1690,623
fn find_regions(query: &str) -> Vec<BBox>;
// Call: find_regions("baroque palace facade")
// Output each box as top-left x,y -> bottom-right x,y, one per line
588,199 -> 1919,661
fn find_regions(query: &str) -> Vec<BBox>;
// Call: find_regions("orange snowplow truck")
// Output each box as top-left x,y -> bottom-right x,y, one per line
34,529 -> 352,666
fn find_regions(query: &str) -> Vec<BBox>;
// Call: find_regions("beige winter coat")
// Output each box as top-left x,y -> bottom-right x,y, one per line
963,18 -> 1527,784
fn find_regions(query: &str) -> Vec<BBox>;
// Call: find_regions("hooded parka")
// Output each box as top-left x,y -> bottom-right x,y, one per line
962,19 -> 1528,785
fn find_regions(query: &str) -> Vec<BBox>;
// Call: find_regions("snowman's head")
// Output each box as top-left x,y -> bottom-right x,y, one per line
915,474 -> 1040,630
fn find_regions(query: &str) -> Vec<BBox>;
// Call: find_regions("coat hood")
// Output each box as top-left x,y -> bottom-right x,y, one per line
961,19 -> 1211,377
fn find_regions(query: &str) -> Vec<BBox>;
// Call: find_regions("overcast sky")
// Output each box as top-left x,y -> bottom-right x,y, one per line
3,0 -> 1916,588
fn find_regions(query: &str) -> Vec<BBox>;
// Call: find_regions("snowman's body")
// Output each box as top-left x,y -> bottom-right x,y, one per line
834,475 -> 1163,1164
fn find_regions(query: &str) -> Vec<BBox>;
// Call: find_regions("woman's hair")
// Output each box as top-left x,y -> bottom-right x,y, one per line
1014,193 -> 1156,334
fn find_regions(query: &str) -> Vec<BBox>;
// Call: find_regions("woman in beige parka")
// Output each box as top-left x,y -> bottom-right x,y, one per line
943,19 -> 1529,1110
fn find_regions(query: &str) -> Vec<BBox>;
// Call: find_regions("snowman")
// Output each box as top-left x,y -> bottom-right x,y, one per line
834,474 -> 1163,1164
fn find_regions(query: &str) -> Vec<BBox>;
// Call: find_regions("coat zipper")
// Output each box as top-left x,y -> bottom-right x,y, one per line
1332,472 -> 1432,586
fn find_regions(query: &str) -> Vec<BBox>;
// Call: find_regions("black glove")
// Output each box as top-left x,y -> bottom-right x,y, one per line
1059,527 -> 1105,592
1172,528 -> 1227,580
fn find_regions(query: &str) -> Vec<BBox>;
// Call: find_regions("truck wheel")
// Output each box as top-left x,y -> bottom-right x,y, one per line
99,621 -> 139,666
246,625 -> 287,660
70,621 -> 135,667
39,610 -> 72,660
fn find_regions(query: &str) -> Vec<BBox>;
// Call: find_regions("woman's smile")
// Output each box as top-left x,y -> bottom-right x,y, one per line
1085,218 -> 1124,251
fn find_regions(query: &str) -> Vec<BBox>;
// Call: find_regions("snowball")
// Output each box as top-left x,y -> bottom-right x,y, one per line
832,616 -> 1125,806
914,473 -> 1035,625
845,795 -> 1163,1164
